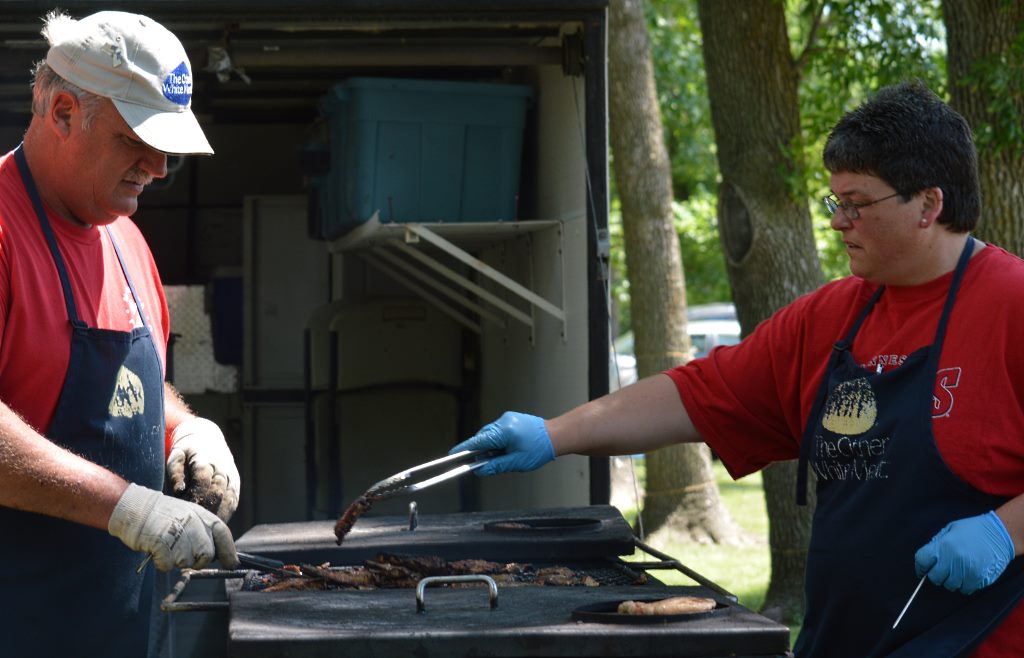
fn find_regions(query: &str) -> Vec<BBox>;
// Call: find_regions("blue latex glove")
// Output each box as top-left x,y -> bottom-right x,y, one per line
449,412 -> 555,476
914,511 -> 1016,595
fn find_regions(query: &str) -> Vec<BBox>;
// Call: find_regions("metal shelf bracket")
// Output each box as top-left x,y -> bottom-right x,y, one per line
328,213 -> 567,341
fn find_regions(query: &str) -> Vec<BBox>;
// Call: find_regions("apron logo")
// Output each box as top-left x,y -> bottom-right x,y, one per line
822,377 -> 876,435
109,366 -> 145,419
815,377 -> 889,481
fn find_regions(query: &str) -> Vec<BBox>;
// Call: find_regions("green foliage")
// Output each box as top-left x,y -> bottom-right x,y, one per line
611,0 -> 954,337
616,0 -> 1024,332
609,190 -> 731,334
791,0 -> 947,283
611,1 -> 725,336
673,191 -> 732,304
647,1 -> 719,198
954,21 -> 1024,156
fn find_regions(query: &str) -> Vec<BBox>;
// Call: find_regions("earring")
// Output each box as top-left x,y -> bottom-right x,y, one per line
919,217 -> 929,227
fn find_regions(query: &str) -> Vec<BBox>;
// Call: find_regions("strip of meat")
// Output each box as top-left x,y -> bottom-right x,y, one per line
448,558 -> 506,575
333,494 -> 375,544
261,578 -> 327,592
364,559 -> 425,588
534,566 -> 599,587
302,563 -> 379,588
616,596 -> 716,615
375,553 -> 451,576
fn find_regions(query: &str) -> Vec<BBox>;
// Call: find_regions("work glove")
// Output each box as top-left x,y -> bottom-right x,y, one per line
449,411 -> 554,476
914,510 -> 1016,595
108,483 -> 240,571
166,417 -> 240,522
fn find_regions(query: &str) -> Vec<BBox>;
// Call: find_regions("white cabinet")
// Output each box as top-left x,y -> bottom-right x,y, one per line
243,195 -> 329,389
241,196 -> 329,527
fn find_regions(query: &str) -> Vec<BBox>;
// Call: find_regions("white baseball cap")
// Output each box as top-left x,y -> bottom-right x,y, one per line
43,11 -> 213,155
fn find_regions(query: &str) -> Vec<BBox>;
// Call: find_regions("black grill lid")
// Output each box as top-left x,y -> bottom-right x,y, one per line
236,505 -> 636,565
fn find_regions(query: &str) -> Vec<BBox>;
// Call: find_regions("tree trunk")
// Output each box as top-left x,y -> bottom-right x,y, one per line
608,0 -> 743,544
943,0 -> 1024,255
696,0 -> 822,623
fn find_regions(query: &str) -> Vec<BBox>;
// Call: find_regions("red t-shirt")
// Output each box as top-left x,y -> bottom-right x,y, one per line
667,243 -> 1024,657
0,150 -> 169,435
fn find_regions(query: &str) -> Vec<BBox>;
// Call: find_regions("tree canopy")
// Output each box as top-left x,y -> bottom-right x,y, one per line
611,0 -> 964,332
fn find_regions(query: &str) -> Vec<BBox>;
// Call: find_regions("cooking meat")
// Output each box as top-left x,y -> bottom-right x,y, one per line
303,563 -> 379,589
247,552 -> 612,592
378,553 -> 451,576
333,494 -> 375,544
262,578 -> 327,592
449,559 -> 506,575
363,559 -> 424,588
616,596 -> 717,615
535,566 -> 599,587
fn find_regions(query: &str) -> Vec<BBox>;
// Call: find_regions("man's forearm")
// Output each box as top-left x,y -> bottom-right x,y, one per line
547,373 -> 702,457
0,401 -> 127,529
164,382 -> 194,434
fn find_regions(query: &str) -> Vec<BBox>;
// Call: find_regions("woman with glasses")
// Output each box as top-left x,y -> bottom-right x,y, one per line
451,80 -> 1024,658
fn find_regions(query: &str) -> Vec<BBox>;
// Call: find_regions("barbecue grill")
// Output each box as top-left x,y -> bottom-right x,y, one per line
166,505 -> 792,657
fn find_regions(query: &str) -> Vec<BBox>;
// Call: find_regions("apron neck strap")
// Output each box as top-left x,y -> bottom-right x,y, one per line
13,144 -> 81,325
105,225 -> 150,330
929,236 -> 975,357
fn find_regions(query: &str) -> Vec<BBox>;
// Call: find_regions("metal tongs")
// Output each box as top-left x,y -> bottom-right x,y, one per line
364,449 -> 498,501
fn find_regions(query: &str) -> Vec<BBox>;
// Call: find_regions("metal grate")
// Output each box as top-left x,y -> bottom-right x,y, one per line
238,556 -> 653,592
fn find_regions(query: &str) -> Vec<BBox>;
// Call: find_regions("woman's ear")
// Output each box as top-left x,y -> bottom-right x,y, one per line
920,186 -> 944,225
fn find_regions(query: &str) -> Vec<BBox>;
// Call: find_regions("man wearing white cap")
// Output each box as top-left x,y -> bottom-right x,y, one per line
0,10 -> 239,656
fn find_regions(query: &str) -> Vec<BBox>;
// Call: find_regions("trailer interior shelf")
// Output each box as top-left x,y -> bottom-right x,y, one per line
328,212 -> 567,341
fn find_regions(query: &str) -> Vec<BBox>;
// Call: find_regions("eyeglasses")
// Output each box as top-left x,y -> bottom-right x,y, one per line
822,192 -> 901,220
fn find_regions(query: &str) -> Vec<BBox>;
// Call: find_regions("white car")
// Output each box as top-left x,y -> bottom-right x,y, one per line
612,303 -> 741,388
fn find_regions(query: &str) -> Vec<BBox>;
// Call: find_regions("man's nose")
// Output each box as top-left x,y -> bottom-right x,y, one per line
139,148 -> 168,179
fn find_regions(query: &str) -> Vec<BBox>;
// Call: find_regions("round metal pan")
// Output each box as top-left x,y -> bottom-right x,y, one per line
571,598 -> 728,624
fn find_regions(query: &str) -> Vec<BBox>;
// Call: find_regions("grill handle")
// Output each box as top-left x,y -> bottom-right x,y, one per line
632,538 -> 738,602
161,568 -> 248,612
415,574 -> 499,613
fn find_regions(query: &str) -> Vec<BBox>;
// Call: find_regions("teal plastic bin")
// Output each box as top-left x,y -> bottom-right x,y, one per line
317,77 -> 533,238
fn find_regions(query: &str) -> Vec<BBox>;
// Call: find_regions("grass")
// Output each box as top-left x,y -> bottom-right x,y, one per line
617,459 -> 801,646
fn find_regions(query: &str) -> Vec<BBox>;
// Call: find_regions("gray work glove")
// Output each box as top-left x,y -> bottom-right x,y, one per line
166,417 -> 240,522
108,483 -> 240,571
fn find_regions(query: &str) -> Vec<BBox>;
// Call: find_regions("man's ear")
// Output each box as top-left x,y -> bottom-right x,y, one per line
47,91 -> 77,139
921,186 -> 944,224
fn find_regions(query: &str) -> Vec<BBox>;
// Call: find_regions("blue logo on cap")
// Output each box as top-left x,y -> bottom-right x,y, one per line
162,62 -> 192,106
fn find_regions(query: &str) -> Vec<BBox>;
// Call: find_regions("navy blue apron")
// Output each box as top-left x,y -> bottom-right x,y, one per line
0,146 -> 165,657
795,236 -> 1024,657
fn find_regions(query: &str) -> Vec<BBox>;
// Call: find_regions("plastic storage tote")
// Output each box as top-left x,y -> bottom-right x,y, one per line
316,77 -> 533,239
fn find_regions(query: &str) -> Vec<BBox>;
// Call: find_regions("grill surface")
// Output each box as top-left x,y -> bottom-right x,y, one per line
226,505 -> 791,657
228,584 -> 790,657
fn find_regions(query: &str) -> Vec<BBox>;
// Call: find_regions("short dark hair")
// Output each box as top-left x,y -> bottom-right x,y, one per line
822,80 -> 980,232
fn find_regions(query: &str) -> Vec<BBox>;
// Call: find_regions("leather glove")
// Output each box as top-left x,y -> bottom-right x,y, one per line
449,412 -> 554,476
166,417 -> 240,522
108,483 -> 240,571
914,510 -> 1016,595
